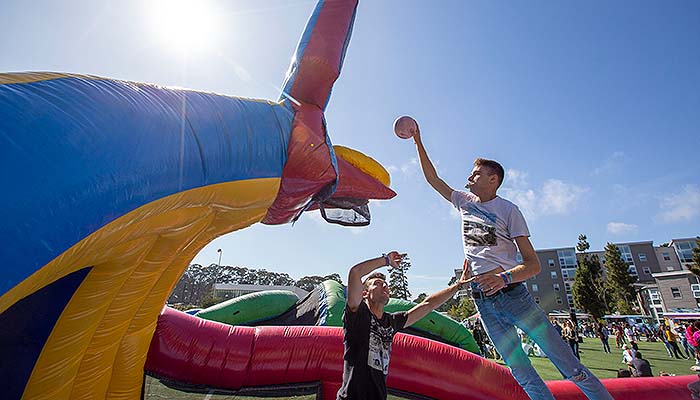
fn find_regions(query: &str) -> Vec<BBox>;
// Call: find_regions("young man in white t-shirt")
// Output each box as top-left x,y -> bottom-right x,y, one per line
412,127 -> 612,400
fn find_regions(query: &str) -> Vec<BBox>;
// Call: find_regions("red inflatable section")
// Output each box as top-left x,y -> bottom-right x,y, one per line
145,307 -> 696,399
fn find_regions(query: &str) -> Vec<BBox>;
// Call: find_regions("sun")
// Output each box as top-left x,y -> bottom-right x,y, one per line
149,0 -> 220,53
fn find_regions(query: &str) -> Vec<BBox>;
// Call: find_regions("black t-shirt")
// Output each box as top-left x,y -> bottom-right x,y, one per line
630,358 -> 653,377
336,301 -> 408,400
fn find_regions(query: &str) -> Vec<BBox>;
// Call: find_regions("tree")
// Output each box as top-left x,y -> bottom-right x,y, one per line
389,255 -> 411,300
412,293 -> 428,303
168,263 -> 219,306
446,297 -> 477,321
295,274 -> 343,292
572,234 -> 607,320
689,237 -> 700,277
169,263 -> 299,306
437,276 -> 460,313
603,243 -> 637,314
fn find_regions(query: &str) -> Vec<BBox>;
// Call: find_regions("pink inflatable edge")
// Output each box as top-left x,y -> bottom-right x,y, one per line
145,307 -> 696,399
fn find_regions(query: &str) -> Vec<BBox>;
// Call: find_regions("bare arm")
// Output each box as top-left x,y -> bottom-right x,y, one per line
404,280 -> 465,328
510,236 -> 542,281
473,236 -> 541,296
346,251 -> 402,312
413,130 -> 454,202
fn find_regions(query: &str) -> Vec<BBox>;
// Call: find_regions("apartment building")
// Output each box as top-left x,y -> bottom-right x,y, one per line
671,238 -> 699,270
524,247 -> 575,313
525,239 -> 697,319
450,236 -> 697,322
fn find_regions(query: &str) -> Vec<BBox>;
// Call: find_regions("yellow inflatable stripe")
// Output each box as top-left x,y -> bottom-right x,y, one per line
0,72 -> 104,85
17,178 -> 280,400
0,72 -> 286,108
333,145 -> 391,187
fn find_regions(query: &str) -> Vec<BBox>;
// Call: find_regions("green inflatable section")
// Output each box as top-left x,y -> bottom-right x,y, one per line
384,298 -> 479,353
320,280 -> 347,326
195,290 -> 299,325
319,280 -> 478,353
194,280 -> 479,354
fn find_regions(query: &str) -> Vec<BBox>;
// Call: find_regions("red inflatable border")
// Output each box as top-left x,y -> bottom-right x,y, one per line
145,307 -> 696,399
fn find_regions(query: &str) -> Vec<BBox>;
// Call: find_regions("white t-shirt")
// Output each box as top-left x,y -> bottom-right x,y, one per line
451,190 -> 530,275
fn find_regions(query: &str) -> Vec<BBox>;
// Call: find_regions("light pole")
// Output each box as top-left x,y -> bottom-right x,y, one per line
217,248 -> 222,267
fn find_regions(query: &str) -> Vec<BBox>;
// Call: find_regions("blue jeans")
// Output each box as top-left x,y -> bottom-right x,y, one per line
473,284 -> 613,400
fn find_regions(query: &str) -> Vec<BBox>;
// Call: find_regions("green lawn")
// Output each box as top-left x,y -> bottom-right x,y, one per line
494,338 -> 697,380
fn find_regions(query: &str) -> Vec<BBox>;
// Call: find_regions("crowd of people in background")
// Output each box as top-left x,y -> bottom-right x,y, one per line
467,317 -> 700,377
464,316 -> 700,398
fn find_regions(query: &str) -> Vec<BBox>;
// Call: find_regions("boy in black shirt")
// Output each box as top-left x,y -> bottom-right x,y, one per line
337,251 -> 467,400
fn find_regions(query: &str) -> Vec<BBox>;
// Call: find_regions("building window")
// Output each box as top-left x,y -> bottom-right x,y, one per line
628,266 -> 638,276
553,283 -> 560,291
534,297 -> 540,304
557,249 -> 577,267
556,296 -> 563,304
550,271 -> 557,279
662,252 -> 671,261
671,287 -> 682,298
649,289 -> 660,301
667,266 -> 675,271
642,267 -> 651,275
675,241 -> 696,263
638,253 -> 647,262
618,245 -> 634,263
567,294 -> 573,305
547,259 -> 555,267
531,284 -> 539,292
691,284 -> 700,299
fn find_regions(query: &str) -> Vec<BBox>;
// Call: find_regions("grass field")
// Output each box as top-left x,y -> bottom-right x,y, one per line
143,338 -> 698,399
495,337 -> 698,380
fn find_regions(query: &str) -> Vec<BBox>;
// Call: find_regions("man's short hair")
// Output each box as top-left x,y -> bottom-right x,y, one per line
362,272 -> 386,290
474,158 -> 505,188
635,351 -> 643,359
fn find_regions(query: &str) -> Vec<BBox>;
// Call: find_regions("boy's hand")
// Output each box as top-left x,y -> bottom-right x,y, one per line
473,273 -> 507,296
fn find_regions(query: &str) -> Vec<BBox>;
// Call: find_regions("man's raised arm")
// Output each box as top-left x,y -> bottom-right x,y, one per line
346,252 -> 403,312
414,128 -> 454,202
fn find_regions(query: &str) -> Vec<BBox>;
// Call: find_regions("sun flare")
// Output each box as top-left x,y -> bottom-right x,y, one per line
149,0 -> 219,52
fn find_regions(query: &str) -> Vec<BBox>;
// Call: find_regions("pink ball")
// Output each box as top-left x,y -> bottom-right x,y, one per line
393,115 -> 418,139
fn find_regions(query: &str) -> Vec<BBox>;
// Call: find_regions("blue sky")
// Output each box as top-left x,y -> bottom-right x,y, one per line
3,0 -> 698,296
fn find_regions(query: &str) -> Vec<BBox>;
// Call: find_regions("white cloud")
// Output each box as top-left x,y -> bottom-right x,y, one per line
607,222 -> 638,234
593,151 -> 625,175
388,158 -> 422,180
505,169 -> 529,188
539,179 -> 588,215
401,157 -> 419,175
501,173 -> 588,220
657,184 -> 700,223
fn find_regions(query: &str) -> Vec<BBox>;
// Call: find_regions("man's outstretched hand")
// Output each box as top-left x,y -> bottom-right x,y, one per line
385,251 -> 406,268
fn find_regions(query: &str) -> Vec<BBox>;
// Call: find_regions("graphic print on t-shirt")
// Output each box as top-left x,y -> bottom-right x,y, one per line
462,203 -> 497,247
367,316 -> 394,375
